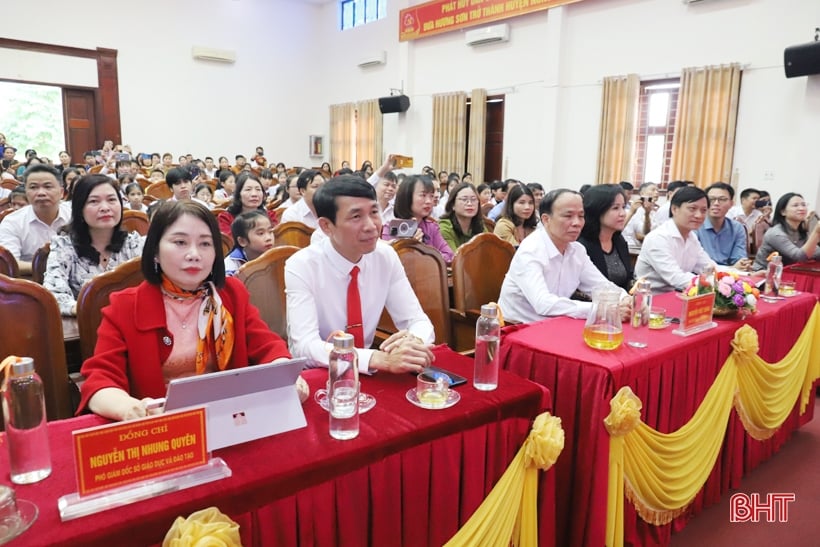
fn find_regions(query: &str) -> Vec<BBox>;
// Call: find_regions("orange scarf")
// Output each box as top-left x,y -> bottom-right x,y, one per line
160,276 -> 235,374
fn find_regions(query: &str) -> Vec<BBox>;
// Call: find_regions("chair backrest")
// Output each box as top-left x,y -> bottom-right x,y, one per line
0,245 -> 19,277
76,257 -> 145,361
235,245 -> 300,341
451,232 -> 515,312
221,232 -> 234,256
145,181 -> 173,200
122,210 -> 149,236
1,179 -> 19,191
391,238 -> 451,346
31,242 -> 50,284
273,221 -> 314,249
483,217 -> 496,233
0,274 -> 73,422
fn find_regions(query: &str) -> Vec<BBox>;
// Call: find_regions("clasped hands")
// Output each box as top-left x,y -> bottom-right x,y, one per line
371,329 -> 434,373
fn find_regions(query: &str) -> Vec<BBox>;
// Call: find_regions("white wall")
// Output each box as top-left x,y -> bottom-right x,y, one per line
2,0 -> 818,204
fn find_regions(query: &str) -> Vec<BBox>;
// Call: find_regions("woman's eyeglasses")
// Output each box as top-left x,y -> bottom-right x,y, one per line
457,197 -> 479,204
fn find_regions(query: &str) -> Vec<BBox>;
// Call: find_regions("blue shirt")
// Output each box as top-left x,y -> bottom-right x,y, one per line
696,217 -> 747,266
488,200 -> 505,221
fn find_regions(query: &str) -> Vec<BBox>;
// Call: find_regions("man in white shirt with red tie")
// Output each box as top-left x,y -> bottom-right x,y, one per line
285,175 -> 435,373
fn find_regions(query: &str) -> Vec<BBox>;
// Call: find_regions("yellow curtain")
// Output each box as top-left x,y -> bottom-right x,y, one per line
669,64 -> 741,188
330,102 -> 355,172
445,412 -> 564,547
355,99 -> 383,171
432,92 -> 467,174
596,74 -> 640,184
605,304 -> 820,547
467,88 -> 487,184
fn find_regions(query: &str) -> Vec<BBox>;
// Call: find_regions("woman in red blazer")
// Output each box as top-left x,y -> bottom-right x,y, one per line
79,200 -> 302,421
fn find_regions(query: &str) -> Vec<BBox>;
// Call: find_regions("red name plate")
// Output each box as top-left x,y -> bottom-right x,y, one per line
680,292 -> 716,331
399,0 -> 583,42
72,408 -> 208,497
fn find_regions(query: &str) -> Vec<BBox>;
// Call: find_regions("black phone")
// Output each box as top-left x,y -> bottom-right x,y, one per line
418,366 -> 467,387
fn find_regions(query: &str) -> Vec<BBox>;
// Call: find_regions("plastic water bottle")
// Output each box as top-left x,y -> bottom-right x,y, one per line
627,279 -> 652,348
2,357 -> 52,484
474,304 -> 501,391
764,255 -> 783,296
328,333 -> 359,440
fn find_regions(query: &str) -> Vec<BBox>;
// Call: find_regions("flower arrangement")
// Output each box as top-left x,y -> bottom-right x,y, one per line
685,271 -> 758,314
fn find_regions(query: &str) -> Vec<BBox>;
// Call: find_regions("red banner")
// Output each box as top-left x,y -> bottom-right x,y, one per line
400,0 -> 582,42
72,408 -> 208,497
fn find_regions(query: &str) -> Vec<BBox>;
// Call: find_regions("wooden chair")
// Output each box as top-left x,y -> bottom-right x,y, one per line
0,197 -> 9,212
89,165 -> 104,174
0,274 -> 74,422
0,245 -> 19,277
236,246 -> 300,341
122,210 -> 149,236
483,217 -> 496,232
449,233 -> 515,351
31,242 -> 50,284
273,222 -> 314,248
76,257 -> 144,361
221,232 -> 234,256
1,179 -> 19,191
145,181 -> 172,200
386,239 -> 451,346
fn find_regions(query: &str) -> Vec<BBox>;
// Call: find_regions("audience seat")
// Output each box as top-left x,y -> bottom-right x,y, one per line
483,217 -> 496,232
122,210 -> 149,236
449,233 -> 515,351
0,274 -> 74,422
145,182 -> 173,200
221,232 -> 234,256
31,242 -> 50,284
0,245 -> 19,277
1,179 -> 19,192
235,245 -> 300,341
273,222 -> 314,248
76,257 -> 144,361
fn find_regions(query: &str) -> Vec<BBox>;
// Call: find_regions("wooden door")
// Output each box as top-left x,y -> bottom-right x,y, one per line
483,95 -> 504,182
63,88 -> 97,159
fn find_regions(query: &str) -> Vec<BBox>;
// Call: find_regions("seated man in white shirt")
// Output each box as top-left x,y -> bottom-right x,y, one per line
635,186 -> 716,294
280,169 -> 325,229
622,182 -> 659,248
285,175 -> 435,373
0,164 -> 71,275
499,189 -> 631,322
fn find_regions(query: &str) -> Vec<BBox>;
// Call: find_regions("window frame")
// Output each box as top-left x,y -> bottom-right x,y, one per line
340,0 -> 386,30
632,79 -> 680,187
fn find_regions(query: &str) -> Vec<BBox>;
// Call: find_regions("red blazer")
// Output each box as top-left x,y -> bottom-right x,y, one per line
78,276 -> 290,413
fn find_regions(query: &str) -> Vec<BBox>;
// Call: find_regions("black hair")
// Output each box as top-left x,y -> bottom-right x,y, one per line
440,182 -> 485,239
360,161 -> 373,172
296,169 -> 323,192
217,170 -> 235,190
260,169 -> 273,180
194,183 -> 213,200
527,182 -> 544,193
235,155 -> 246,161
394,175 -> 435,220
142,200 -> 225,287
670,186 -> 708,210
476,183 -> 490,195
772,192 -> 807,238
539,188 -> 581,216
61,167 -> 83,198
124,182 -> 143,197
704,182 -> 734,200
502,184 -> 538,229
23,163 -> 62,186
165,167 -> 191,189
9,184 -> 27,202
579,184 -> 592,195
739,188 -> 760,200
580,184 -> 627,240
618,181 -> 634,191
227,172 -> 264,216
230,210 -> 270,249
68,175 -> 128,264
335,168 -> 354,176
666,180 -> 689,196
313,175 -> 377,224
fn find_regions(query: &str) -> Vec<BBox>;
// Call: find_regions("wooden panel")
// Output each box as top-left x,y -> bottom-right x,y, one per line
95,48 -> 121,145
63,88 -> 97,158
484,96 -> 505,182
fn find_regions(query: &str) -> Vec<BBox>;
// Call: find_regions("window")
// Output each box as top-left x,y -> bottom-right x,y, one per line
633,79 -> 679,187
0,81 -> 66,161
341,0 -> 386,30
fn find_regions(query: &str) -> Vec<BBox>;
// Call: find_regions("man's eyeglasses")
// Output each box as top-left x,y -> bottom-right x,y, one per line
456,197 -> 479,204
708,196 -> 731,204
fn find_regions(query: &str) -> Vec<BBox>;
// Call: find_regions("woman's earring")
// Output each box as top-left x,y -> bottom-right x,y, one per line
154,260 -> 160,274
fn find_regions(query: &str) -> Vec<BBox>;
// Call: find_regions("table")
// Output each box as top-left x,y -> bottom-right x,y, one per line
499,291 -> 818,547
783,261 -> 820,295
1,347 -> 552,547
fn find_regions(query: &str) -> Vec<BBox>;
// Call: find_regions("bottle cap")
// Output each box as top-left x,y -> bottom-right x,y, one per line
10,357 -> 34,376
332,333 -> 355,349
480,304 -> 497,317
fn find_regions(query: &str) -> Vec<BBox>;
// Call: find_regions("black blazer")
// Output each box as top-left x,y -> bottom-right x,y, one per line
578,233 -> 634,291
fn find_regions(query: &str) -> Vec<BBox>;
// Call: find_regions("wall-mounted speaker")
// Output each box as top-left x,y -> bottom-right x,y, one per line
784,41 -> 820,78
378,95 -> 410,114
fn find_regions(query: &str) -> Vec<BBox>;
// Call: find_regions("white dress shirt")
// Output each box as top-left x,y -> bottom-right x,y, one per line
0,202 -> 72,261
280,198 -> 318,229
622,207 -> 658,248
498,227 -> 627,322
285,238 -> 434,371
634,219 -> 714,294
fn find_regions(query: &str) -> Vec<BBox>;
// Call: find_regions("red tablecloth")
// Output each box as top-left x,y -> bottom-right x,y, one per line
783,261 -> 820,295
499,292 -> 818,547
3,347 -> 552,547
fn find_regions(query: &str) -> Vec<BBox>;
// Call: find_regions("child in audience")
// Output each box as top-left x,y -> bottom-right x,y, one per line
124,182 -> 148,212
213,171 -> 235,206
194,183 -> 215,209
149,168 -> 165,183
224,210 -> 275,276
9,185 -> 27,210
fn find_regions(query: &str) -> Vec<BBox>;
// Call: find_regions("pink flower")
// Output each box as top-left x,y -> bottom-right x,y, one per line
717,283 -> 732,297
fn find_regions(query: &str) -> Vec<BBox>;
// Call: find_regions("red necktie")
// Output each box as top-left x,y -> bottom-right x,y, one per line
346,266 -> 364,347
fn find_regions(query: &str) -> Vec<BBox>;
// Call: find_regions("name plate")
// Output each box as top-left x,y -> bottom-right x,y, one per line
72,408 -> 208,497
673,292 -> 717,337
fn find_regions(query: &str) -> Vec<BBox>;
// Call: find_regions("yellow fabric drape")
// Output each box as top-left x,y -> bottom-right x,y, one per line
605,304 -> 820,547
432,92 -> 467,174
445,412 -> 564,547
163,506 -> 241,547
355,99 -> 383,171
330,102 -> 355,172
596,74 -> 640,184
467,88 -> 487,184
669,64 -> 741,188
